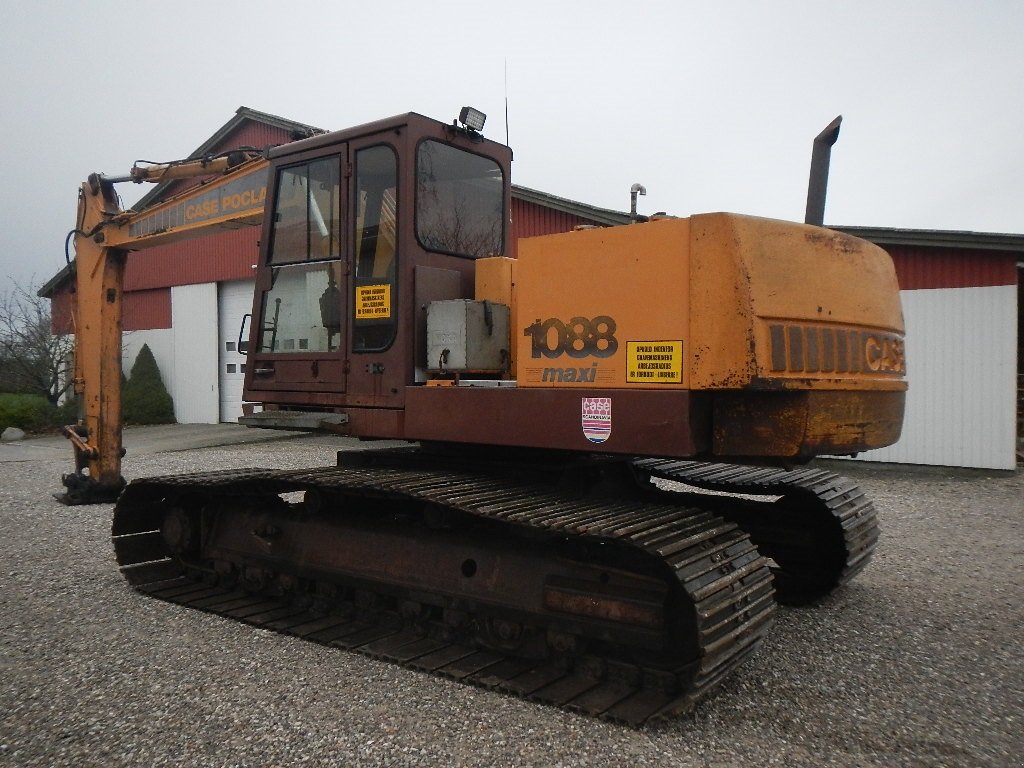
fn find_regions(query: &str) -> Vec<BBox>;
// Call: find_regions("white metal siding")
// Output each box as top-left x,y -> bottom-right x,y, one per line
218,280 -> 256,422
171,283 -> 220,424
852,285 -> 1017,469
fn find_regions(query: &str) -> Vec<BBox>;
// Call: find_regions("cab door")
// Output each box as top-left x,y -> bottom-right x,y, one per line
246,148 -> 348,396
347,141 -> 401,406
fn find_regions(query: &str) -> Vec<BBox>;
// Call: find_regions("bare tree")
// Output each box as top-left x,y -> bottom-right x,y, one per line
0,280 -> 74,404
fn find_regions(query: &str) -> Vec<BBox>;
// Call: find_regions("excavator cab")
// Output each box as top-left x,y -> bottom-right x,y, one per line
242,113 -> 512,430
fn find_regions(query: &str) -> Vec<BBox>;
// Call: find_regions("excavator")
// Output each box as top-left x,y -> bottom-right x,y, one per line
59,107 -> 906,724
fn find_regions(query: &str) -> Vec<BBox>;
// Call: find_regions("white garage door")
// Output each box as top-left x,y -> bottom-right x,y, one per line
218,280 -> 256,422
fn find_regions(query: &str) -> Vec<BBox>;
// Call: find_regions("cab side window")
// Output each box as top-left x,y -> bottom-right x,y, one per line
257,157 -> 344,353
353,145 -> 398,352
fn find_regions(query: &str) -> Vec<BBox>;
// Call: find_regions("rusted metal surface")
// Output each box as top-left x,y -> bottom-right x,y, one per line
710,390 -> 905,459
404,387 -> 712,456
111,456 -> 776,725
634,459 -> 880,604
56,178 -> 128,505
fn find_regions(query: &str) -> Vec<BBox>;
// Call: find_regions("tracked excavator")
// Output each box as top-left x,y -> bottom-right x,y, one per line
59,108 -> 905,724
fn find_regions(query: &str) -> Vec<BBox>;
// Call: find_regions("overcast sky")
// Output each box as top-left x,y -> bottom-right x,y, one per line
1,0 -> 1021,290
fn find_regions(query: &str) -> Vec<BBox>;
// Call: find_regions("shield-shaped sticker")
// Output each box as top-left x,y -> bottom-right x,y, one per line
581,397 -> 611,444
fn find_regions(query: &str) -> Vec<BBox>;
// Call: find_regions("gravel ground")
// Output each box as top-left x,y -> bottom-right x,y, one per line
1,436 -> 1021,767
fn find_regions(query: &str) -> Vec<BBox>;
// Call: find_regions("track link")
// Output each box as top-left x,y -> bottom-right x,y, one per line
112,462 -> 775,725
632,460 -> 880,604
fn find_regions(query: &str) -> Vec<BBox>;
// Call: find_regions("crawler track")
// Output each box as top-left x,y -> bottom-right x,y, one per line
633,460 -> 880,604
112,461 -> 775,725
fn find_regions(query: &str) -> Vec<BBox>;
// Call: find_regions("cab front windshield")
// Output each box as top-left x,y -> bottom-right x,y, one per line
416,140 -> 504,258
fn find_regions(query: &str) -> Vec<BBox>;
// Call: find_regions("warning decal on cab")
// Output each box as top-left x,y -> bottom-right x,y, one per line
356,284 -> 391,319
626,341 -> 683,383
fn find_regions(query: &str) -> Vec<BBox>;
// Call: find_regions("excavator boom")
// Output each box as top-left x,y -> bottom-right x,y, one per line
59,155 -> 268,503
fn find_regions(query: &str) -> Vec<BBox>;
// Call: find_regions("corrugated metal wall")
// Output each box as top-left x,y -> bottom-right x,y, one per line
50,291 -> 72,335
120,121 -> 296,293
853,283 -> 1018,470
509,199 -> 604,257
170,283 -> 220,424
124,229 -> 258,291
123,288 -> 171,329
50,286 -> 171,333
850,245 -> 1020,469
153,122 -> 296,201
888,245 -> 1018,289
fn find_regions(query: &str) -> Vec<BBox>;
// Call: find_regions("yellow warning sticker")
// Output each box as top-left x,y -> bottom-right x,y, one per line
626,341 -> 683,383
355,284 -> 391,319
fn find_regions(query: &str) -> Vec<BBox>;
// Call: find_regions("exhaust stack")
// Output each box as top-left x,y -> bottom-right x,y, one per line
804,115 -> 842,226
630,183 -> 647,222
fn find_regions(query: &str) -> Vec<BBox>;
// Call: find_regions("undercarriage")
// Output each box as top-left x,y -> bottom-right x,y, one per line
111,449 -> 877,725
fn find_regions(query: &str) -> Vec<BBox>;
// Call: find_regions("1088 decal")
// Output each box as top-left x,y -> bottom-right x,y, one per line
524,316 -> 618,359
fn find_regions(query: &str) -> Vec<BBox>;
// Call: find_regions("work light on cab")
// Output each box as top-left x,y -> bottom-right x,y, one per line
458,106 -> 486,132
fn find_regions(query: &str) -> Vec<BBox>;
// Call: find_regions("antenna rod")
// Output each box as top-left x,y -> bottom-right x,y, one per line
805,115 -> 842,226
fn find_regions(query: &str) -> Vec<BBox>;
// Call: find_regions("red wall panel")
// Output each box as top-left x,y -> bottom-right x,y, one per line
50,290 -> 73,335
119,121 -> 299,291
887,245 -> 1018,290
49,286 -> 170,333
510,199 -> 605,257
155,123 -> 298,201
124,228 -> 259,290
124,288 -> 171,330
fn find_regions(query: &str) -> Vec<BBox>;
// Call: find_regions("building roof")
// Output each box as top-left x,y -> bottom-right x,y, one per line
511,185 -> 632,226
132,106 -> 324,211
38,264 -> 72,299
834,226 -> 1024,253
43,107 -> 325,300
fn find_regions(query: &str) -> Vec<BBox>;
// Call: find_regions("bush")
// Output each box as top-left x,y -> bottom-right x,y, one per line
0,393 -> 58,431
122,344 -> 175,425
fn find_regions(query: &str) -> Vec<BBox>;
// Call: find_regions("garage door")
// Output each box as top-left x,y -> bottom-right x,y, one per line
218,280 -> 256,422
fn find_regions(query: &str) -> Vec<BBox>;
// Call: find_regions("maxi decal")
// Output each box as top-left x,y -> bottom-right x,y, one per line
356,284 -> 392,319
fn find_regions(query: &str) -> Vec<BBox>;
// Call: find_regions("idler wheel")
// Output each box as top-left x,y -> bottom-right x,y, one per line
161,507 -> 193,554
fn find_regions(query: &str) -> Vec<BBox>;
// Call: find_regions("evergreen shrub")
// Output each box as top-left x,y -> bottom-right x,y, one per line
122,344 -> 175,424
